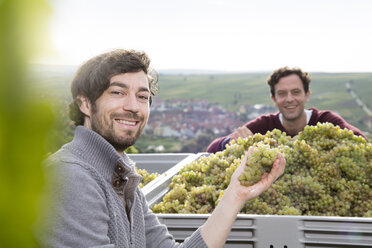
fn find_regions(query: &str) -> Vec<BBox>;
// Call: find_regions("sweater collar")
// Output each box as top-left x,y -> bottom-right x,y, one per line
69,126 -> 136,183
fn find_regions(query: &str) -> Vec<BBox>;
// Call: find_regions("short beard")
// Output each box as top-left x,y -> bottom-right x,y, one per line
90,104 -> 144,153
101,130 -> 140,152
282,109 -> 303,122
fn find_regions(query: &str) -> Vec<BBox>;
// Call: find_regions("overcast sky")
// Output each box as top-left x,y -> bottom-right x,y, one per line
41,0 -> 372,72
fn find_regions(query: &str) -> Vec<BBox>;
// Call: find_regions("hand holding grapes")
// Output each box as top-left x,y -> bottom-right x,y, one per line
227,147 -> 286,206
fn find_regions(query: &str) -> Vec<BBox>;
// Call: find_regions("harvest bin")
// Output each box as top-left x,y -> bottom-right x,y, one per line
129,153 -> 194,174
135,153 -> 372,248
129,153 -> 199,206
156,214 -> 372,248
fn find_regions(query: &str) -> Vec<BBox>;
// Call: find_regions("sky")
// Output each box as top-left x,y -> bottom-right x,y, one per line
39,0 -> 372,72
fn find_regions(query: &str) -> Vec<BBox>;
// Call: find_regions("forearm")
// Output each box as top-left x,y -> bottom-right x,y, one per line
200,187 -> 245,248
206,136 -> 228,153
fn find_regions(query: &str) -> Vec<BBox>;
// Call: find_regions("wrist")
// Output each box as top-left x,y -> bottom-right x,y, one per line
221,137 -> 231,150
221,185 -> 246,212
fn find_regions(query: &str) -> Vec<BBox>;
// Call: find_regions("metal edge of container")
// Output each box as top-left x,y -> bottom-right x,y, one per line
130,152 -> 193,196
129,153 -> 194,174
156,213 -> 372,247
141,153 -> 207,206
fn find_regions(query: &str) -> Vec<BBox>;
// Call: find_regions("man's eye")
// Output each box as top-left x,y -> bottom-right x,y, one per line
111,91 -> 122,95
139,95 -> 149,101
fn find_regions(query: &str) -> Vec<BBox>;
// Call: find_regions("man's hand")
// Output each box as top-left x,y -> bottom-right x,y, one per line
228,148 -> 286,202
230,126 -> 253,141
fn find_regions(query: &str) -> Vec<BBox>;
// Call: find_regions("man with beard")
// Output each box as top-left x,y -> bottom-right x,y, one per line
207,66 -> 367,153
39,49 -> 285,248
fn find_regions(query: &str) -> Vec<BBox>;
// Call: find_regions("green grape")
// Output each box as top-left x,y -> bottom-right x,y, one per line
182,185 -> 219,214
152,184 -> 188,213
364,210 -> 372,218
241,198 -> 275,215
277,206 -> 301,216
151,123 -> 372,217
238,142 -> 280,186
136,167 -> 160,188
169,170 -> 204,190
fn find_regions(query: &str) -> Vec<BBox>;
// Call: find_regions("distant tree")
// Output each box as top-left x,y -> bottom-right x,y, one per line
46,102 -> 75,154
196,133 -> 215,151
180,133 -> 215,153
240,113 -> 248,123
180,139 -> 198,153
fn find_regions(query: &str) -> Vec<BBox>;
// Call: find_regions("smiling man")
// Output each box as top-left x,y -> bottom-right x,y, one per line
79,72 -> 150,152
207,66 -> 367,153
39,49 -> 286,248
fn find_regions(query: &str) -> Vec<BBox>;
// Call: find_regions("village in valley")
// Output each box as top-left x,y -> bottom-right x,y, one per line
144,98 -> 277,140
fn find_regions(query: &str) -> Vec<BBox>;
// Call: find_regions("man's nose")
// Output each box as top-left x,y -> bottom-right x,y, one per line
123,94 -> 139,112
286,93 -> 294,102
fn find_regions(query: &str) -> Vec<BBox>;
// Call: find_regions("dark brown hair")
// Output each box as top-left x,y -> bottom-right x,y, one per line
267,66 -> 311,97
69,49 -> 159,126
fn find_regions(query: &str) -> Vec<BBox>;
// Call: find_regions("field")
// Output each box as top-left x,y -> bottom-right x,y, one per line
157,72 -> 372,131
30,65 -> 372,153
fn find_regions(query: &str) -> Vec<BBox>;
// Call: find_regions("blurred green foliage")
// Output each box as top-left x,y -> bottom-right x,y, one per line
0,0 -> 53,247
125,146 -> 139,154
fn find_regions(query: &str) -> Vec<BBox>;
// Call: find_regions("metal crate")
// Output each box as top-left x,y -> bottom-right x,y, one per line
129,153 -> 194,174
156,214 -> 372,248
141,153 -> 372,248
129,153 -> 198,205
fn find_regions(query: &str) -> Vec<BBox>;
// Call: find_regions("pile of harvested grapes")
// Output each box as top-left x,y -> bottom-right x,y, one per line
136,168 -> 160,188
152,123 -> 372,217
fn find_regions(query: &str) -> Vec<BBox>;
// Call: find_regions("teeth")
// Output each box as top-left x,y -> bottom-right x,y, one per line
117,120 -> 136,126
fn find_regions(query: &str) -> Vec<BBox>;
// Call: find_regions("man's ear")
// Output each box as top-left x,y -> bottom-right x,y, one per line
77,95 -> 92,117
271,95 -> 278,107
305,90 -> 311,103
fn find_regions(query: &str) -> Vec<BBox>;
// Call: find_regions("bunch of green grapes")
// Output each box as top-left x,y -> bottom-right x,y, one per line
151,183 -> 187,213
181,185 -> 219,214
135,167 -> 160,188
238,142 -> 280,186
152,123 -> 372,217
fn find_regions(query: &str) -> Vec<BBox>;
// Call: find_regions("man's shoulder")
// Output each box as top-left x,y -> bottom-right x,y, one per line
44,144 -> 92,177
245,111 -> 281,133
45,144 -> 80,165
308,107 -> 353,128
251,112 -> 280,122
44,146 -> 108,195
309,107 -> 329,114
309,107 -> 341,120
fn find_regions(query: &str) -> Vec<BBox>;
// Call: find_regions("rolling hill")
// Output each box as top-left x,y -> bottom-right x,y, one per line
30,65 -> 372,137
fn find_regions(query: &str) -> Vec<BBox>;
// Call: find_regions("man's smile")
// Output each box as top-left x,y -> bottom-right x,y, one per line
285,105 -> 297,110
115,119 -> 138,126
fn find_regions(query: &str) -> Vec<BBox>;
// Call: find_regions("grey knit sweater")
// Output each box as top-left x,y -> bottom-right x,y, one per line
40,126 -> 207,248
